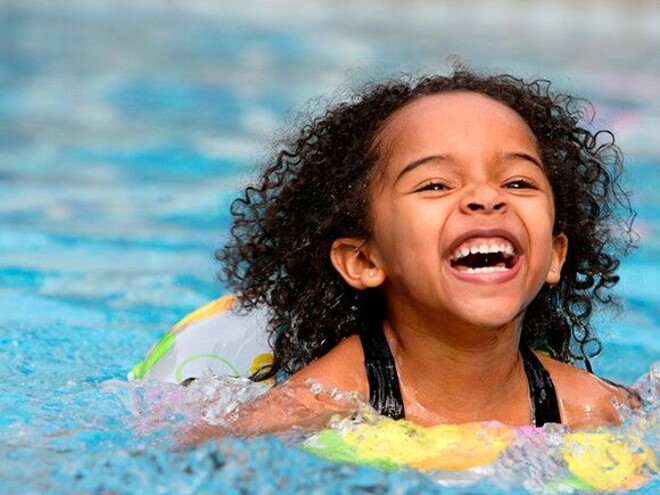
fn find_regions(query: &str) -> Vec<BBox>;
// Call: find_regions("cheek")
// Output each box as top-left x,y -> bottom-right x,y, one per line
373,203 -> 443,270
528,193 -> 556,234
532,202 -> 559,266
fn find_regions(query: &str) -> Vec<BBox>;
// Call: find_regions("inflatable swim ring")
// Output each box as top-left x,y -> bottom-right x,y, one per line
303,418 -> 657,492
131,296 -> 657,491
303,419 -> 515,472
128,295 -> 273,383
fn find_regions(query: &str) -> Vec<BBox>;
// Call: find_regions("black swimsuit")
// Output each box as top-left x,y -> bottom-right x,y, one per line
360,327 -> 562,426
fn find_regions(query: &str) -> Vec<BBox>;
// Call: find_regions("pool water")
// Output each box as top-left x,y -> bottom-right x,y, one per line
0,1 -> 658,493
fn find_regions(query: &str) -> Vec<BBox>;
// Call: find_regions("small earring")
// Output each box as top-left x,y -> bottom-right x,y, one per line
369,270 -> 376,278
550,268 -> 557,273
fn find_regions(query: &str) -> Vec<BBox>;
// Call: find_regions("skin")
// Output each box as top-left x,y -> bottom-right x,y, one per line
186,92 -> 633,442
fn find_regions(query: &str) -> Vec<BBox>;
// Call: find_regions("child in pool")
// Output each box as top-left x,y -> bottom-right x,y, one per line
210,68 -> 638,435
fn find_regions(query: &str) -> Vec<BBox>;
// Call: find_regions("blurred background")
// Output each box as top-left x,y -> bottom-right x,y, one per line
0,0 -> 658,397
0,1 -> 658,493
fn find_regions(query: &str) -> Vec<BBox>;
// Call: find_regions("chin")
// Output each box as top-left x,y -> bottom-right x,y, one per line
457,301 -> 523,330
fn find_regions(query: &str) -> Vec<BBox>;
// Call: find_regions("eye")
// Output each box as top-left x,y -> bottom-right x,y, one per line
416,181 -> 449,193
504,178 -> 537,190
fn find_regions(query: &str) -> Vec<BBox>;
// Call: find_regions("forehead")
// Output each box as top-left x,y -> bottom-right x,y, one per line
374,91 -> 539,174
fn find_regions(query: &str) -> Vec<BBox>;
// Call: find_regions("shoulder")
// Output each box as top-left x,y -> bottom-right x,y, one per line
536,353 -> 637,428
285,334 -> 368,397
224,335 -> 367,437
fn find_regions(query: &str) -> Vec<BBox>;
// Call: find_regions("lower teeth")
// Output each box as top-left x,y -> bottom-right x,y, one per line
465,266 -> 509,274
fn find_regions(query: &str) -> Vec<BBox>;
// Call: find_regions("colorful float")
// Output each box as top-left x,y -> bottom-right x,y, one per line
131,296 -> 657,491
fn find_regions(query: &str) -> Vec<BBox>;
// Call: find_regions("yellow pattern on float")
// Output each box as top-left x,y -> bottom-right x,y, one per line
304,418 -> 657,491
339,420 -> 513,471
562,430 -> 656,491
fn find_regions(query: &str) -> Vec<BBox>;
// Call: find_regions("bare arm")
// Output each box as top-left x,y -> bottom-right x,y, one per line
181,336 -> 368,445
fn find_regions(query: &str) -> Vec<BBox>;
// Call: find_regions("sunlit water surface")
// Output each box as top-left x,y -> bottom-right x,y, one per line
0,1 -> 658,493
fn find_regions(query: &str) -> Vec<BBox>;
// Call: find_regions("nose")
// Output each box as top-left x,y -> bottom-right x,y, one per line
460,184 -> 507,214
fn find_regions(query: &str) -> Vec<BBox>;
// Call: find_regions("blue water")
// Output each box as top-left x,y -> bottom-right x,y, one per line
0,1 -> 658,493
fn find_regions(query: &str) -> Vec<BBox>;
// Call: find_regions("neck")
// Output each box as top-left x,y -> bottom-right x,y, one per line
384,309 -> 529,424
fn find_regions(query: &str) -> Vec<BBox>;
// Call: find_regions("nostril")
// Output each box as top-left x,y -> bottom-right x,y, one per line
465,201 -> 505,212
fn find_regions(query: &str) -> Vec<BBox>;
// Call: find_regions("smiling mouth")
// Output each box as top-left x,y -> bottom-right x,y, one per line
449,238 -> 519,274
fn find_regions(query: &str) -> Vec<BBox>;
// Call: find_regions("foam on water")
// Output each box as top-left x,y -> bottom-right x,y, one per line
0,368 -> 657,494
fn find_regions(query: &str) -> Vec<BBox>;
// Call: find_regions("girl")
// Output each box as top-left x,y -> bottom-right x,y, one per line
214,68 -> 637,434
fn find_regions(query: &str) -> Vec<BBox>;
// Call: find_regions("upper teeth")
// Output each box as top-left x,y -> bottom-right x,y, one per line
450,242 -> 515,261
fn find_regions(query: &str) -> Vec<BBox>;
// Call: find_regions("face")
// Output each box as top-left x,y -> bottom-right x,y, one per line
364,91 -> 567,330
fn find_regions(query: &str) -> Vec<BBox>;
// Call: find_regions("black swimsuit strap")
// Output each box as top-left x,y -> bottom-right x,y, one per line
359,327 -> 405,420
520,345 -> 562,426
360,327 -> 561,426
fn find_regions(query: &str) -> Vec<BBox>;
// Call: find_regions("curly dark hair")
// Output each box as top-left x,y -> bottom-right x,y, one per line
217,68 -> 636,380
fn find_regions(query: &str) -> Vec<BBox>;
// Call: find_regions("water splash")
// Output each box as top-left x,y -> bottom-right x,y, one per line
0,363 -> 658,494
122,366 -> 659,493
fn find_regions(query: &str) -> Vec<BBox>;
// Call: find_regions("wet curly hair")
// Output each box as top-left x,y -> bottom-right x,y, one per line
217,68 -> 635,380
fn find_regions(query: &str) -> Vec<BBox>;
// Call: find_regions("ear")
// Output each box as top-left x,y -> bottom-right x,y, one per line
330,237 -> 385,290
546,233 -> 568,285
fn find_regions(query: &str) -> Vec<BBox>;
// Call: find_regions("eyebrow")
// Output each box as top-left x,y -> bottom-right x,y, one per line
499,151 -> 543,169
394,151 -> 543,184
394,154 -> 449,184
